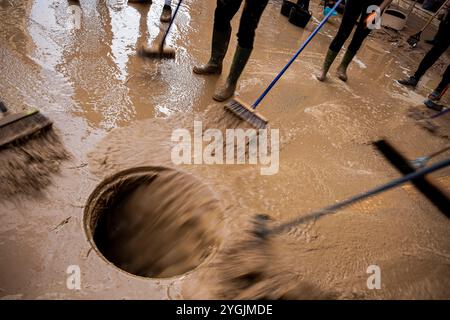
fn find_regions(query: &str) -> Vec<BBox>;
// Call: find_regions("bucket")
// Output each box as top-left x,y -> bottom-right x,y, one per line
281,0 -> 296,17
381,9 -> 407,31
289,5 -> 312,28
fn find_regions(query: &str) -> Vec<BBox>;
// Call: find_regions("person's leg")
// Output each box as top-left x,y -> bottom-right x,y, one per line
429,64 -> 450,101
317,0 -> 361,81
213,0 -> 269,101
398,42 -> 449,87
336,5 -> 374,82
193,0 -> 243,75
160,0 -> 172,22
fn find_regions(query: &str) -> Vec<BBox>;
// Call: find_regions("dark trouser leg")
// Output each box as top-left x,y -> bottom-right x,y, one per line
235,0 -> 269,49
193,0 -> 242,75
329,0 -> 362,52
414,42 -> 449,80
318,0 -> 361,81
436,64 -> 450,93
213,0 -> 243,35
336,9 -> 371,81
213,0 -> 269,101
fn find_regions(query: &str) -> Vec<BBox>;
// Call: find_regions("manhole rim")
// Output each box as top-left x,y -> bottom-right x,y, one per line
83,165 -> 224,281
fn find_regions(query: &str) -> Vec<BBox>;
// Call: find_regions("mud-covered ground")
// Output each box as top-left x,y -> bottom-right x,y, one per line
0,0 -> 449,299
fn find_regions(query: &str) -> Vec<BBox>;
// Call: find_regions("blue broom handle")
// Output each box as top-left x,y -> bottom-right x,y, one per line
430,107 -> 450,119
161,0 -> 183,47
272,156 -> 450,234
251,0 -> 343,109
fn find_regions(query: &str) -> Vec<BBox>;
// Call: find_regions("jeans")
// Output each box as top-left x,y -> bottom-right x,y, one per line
214,0 -> 269,49
329,0 -> 383,53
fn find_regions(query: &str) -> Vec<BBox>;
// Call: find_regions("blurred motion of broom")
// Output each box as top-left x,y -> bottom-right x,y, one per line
215,156 -> 450,299
0,100 -> 70,199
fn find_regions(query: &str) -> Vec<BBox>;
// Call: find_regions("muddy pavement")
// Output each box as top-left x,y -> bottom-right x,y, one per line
0,0 -> 449,299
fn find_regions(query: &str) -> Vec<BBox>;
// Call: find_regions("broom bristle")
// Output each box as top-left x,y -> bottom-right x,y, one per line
0,111 -> 53,148
224,98 -> 268,129
139,45 -> 176,60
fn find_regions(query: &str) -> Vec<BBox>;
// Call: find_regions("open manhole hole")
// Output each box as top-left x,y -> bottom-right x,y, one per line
84,166 -> 224,278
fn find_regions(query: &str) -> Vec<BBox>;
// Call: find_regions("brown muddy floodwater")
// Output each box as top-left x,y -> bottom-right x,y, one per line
1,0 -> 450,299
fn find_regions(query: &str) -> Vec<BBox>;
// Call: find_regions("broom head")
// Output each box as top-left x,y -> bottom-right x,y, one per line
0,109 -> 53,148
139,44 -> 176,60
407,32 -> 421,48
224,98 -> 268,130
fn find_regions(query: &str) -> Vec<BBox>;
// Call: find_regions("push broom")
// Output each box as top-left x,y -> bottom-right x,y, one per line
0,100 -> 52,148
215,155 -> 450,298
0,100 -> 69,198
224,0 -> 344,129
140,0 -> 183,59
407,0 -> 449,48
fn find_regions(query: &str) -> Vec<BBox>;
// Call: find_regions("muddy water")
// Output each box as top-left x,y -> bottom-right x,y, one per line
85,167 -> 224,279
1,0 -> 450,299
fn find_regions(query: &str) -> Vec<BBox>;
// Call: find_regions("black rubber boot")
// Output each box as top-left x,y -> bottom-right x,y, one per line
213,46 -> 252,102
193,28 -> 231,75
336,49 -> 356,82
160,5 -> 172,22
317,49 -> 338,82
397,76 -> 419,88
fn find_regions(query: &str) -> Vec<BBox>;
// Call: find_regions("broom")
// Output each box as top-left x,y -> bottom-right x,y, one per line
0,100 -> 52,148
407,0 -> 449,48
224,0 -> 344,129
215,155 -> 450,298
139,0 -> 183,60
0,100 -> 69,198
258,155 -> 450,237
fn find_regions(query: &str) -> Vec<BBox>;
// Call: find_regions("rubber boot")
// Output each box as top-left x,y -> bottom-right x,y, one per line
317,49 -> 338,82
213,45 -> 252,102
160,5 -> 172,23
336,49 -> 356,82
193,29 -> 231,75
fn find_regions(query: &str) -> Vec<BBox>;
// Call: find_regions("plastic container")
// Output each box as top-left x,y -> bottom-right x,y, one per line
281,0 -> 296,17
289,5 -> 312,28
381,9 -> 407,31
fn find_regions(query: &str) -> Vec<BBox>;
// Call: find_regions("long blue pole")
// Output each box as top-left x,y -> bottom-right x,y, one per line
251,0 -> 343,109
161,0 -> 183,47
271,156 -> 450,235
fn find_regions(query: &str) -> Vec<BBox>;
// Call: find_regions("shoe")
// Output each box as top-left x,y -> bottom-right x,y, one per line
160,4 -> 172,22
336,49 -> 356,82
428,90 -> 442,101
193,28 -> 231,75
424,99 -> 444,111
317,49 -> 338,82
397,76 -> 418,88
213,46 -> 252,102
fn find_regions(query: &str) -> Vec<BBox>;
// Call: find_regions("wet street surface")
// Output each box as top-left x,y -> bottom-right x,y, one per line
0,0 -> 449,299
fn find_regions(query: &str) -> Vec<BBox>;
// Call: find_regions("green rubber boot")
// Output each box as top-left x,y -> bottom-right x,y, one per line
213,45 -> 252,102
336,49 -> 356,82
193,28 -> 231,75
317,49 -> 338,82
160,5 -> 172,23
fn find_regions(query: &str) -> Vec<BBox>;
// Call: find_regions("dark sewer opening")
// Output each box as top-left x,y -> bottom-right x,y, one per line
84,166 -> 224,278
